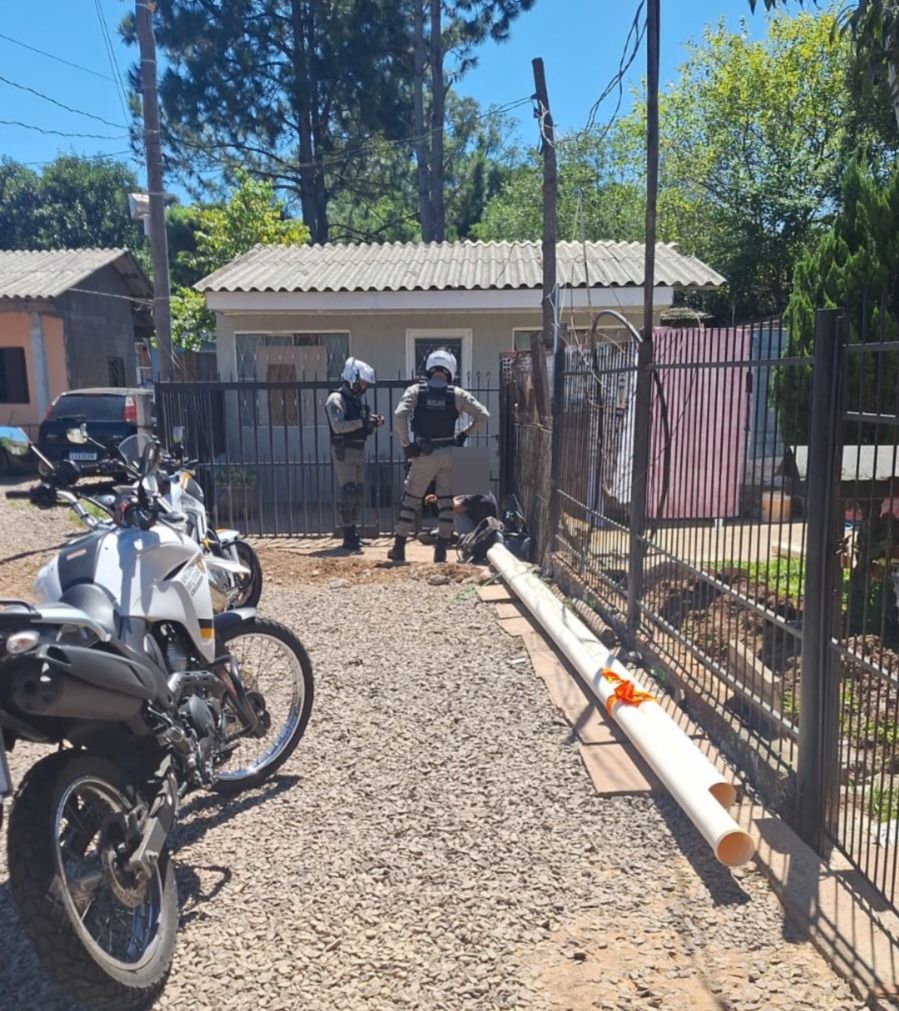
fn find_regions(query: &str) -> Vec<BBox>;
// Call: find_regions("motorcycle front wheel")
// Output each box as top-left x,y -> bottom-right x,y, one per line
8,751 -> 178,1011
227,539 -> 262,609
215,616 -> 313,793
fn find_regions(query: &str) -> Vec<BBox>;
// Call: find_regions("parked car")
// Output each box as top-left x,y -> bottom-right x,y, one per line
37,387 -> 155,476
0,425 -> 33,474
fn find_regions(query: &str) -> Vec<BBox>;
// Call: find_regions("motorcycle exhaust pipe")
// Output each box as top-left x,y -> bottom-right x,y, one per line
10,645 -> 153,721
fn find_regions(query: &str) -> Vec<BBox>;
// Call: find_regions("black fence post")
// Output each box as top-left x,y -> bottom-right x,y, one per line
548,343 -> 566,559
626,332 -> 654,647
797,308 -> 843,849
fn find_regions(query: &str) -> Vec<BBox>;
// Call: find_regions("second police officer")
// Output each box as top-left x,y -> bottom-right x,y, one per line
388,348 -> 490,563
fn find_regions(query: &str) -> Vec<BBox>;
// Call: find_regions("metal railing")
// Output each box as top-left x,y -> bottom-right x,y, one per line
155,376 -> 501,536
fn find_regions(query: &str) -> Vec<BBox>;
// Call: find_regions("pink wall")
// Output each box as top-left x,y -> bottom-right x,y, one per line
0,311 -> 67,431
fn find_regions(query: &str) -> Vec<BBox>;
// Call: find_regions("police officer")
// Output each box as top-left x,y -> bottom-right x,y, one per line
388,349 -> 490,563
325,357 -> 384,552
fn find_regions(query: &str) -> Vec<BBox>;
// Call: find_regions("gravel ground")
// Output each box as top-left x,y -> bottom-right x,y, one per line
0,475 -> 873,1011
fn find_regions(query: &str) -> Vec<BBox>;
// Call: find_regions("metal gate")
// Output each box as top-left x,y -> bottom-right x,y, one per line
807,311 -> 899,906
154,377 -> 501,536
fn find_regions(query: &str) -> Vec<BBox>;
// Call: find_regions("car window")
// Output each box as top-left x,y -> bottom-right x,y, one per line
49,394 -> 125,422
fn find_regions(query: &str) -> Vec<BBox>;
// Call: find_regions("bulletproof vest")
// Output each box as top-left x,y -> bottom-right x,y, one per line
412,382 -> 458,441
329,386 -> 369,442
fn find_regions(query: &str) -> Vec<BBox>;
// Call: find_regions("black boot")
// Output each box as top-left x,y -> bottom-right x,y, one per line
387,535 -> 406,562
342,526 -> 362,552
434,537 -> 450,564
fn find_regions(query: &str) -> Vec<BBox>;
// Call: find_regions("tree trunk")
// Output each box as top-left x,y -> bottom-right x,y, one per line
290,0 -> 325,244
413,0 -> 433,241
429,0 -> 445,242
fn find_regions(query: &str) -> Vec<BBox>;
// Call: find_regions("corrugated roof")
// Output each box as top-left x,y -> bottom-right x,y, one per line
0,248 -> 151,301
197,240 -> 725,294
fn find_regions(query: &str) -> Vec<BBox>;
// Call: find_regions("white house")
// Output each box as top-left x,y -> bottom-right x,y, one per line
197,238 -> 725,388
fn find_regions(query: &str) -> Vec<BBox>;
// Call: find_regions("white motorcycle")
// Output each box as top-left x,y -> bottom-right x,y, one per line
1,435 -> 313,1009
72,426 -> 263,612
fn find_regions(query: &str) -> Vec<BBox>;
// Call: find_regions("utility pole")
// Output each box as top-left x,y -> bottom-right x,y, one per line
530,57 -> 555,424
136,0 -> 174,383
533,57 -> 564,563
626,0 -> 660,645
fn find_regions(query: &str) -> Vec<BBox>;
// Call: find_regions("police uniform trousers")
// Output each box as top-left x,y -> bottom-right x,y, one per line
332,443 -> 365,526
395,446 -> 454,540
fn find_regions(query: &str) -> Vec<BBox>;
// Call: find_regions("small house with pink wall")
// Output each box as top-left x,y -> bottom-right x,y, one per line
0,248 -> 151,435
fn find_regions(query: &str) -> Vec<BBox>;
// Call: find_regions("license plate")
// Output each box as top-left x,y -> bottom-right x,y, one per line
0,724 -> 10,799
68,451 -> 97,462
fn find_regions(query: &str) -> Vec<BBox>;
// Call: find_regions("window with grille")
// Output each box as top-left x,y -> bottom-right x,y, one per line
235,333 -> 349,382
0,347 -> 29,404
235,332 -> 348,427
107,356 -> 126,387
406,330 -> 472,385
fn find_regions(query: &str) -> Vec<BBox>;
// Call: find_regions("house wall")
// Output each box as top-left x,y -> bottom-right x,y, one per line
206,300 -> 663,505
213,304 -> 652,384
57,264 -> 138,390
0,309 -> 66,431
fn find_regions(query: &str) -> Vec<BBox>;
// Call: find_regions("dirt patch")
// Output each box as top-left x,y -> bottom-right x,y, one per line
256,540 -> 487,588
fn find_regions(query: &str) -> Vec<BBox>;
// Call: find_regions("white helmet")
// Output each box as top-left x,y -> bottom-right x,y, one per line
341,357 -> 376,386
425,348 -> 457,382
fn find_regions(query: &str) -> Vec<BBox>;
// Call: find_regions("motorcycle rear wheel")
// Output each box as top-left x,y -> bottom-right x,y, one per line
214,616 -> 313,793
8,751 -> 178,1011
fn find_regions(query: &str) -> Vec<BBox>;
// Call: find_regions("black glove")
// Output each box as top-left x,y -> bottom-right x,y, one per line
32,484 -> 58,510
455,431 -> 469,447
403,444 -> 420,461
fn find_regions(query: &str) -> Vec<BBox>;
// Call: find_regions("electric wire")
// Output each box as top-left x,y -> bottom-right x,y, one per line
0,31 -> 114,81
93,0 -> 132,129
0,74 -> 128,130
0,119 -> 128,140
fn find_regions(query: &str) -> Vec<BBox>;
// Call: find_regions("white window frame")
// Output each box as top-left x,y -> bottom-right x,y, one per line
405,328 -> 473,382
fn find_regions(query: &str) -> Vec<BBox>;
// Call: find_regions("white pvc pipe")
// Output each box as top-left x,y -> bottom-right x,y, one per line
487,543 -> 754,868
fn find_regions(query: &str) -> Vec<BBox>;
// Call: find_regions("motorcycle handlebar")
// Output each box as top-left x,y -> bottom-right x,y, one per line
5,489 -> 32,500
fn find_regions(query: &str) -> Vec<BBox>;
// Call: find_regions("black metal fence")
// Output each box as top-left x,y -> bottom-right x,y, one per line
155,376 -> 501,536
502,315 -> 899,912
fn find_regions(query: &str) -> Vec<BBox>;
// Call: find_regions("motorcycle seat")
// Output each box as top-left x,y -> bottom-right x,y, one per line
59,583 -> 122,639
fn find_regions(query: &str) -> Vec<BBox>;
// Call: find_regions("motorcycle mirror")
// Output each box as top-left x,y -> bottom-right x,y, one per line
138,440 -> 161,477
172,425 -> 184,445
66,424 -> 89,445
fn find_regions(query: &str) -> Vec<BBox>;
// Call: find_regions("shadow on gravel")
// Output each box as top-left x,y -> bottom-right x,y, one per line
653,794 -> 754,908
0,880 -> 84,1011
305,546 -> 354,558
172,773 -> 301,851
176,862 -> 233,926
0,775 -> 301,1009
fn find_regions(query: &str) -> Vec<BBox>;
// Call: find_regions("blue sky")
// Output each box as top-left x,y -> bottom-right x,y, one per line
0,0 -> 769,202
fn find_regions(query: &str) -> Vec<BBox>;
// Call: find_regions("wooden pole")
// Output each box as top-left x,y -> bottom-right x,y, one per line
136,0 -> 174,383
530,57 -> 555,424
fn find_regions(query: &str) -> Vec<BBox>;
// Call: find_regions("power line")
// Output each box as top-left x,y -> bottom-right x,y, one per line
0,74 -> 128,130
554,0 -> 647,154
0,119 -> 128,140
22,151 -> 134,166
0,31 -> 114,81
93,0 -> 132,128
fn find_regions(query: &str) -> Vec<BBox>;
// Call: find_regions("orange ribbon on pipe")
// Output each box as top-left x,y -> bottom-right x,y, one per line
599,667 -> 656,718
